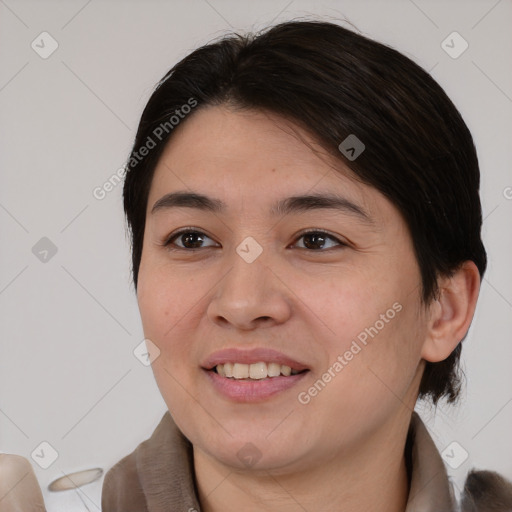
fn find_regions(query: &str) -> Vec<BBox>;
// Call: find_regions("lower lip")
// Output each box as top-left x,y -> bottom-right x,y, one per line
203,369 -> 309,402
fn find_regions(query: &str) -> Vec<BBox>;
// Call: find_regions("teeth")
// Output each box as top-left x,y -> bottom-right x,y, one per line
281,365 -> 291,377
223,362 -> 234,378
233,363 -> 249,379
249,362 -> 267,380
267,362 -> 281,377
214,362 -> 301,379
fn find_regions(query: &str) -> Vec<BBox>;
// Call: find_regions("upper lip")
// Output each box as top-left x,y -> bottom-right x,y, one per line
201,348 -> 310,372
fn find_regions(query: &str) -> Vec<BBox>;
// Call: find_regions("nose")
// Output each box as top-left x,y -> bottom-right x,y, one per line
206,248 -> 293,331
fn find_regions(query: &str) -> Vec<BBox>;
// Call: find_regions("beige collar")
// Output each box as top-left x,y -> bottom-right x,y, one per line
405,412 -> 456,511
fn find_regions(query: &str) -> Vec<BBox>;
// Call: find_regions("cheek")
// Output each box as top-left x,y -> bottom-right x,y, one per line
137,254 -> 199,339
307,267 -> 400,349
136,253 -> 222,380
311,266 -> 425,405
323,297 -> 424,410
137,260 -> 202,415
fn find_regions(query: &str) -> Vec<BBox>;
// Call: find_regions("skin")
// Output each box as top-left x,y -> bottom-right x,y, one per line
137,106 -> 480,512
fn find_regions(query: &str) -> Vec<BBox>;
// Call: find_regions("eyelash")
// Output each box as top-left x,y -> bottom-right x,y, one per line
162,227 -> 347,252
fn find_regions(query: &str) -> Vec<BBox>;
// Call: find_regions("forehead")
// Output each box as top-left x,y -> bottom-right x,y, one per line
147,106 -> 394,226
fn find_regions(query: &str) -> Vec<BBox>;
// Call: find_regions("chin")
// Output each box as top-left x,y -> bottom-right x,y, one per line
204,443 -> 303,473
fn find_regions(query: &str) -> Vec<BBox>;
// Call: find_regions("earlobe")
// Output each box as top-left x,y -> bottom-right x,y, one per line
421,261 -> 481,363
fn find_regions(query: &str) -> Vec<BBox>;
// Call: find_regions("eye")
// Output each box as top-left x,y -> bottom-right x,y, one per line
163,228 -> 347,252
164,229 -> 218,250
292,229 -> 347,251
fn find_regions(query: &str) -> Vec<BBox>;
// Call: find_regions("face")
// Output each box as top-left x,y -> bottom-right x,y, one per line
137,106 -> 430,473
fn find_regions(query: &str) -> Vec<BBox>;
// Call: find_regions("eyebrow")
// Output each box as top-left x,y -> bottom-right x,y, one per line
151,191 -> 375,225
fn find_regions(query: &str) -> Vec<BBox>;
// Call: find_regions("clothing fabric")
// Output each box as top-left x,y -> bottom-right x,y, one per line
101,411 -> 461,511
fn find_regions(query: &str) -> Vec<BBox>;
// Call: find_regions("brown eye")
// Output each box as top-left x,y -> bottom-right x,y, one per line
294,230 -> 346,251
165,230 -> 218,250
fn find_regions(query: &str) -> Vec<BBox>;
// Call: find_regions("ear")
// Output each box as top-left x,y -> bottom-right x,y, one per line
421,261 -> 481,363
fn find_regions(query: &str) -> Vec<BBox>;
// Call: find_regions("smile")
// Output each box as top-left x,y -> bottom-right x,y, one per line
201,347 -> 311,402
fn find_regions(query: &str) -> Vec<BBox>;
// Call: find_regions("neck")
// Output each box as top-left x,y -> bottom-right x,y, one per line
194,411 -> 412,512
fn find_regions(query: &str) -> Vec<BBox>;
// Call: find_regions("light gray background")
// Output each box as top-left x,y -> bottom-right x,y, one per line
1,0 -> 511,510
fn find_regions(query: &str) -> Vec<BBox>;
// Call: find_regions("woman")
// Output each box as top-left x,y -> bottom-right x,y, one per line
98,19 -> 508,512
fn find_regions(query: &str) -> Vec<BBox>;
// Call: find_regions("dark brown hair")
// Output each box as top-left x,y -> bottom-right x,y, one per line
123,20 -> 487,405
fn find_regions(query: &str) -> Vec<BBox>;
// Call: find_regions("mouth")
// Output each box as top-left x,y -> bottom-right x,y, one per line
201,348 -> 310,402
